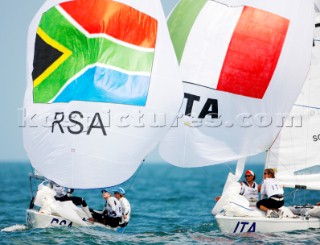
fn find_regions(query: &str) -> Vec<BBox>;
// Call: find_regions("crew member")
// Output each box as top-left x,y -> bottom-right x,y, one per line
256,168 -> 284,218
92,190 -> 122,227
215,169 -> 260,207
239,170 -> 261,207
50,181 -> 94,222
113,187 -> 131,227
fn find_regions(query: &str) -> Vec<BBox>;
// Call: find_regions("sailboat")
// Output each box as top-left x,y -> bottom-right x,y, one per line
214,19 -> 320,233
158,0 -> 319,233
24,0 -> 183,229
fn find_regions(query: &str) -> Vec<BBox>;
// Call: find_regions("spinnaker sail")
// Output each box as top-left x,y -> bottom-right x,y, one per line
159,0 -> 314,167
23,0 -> 183,188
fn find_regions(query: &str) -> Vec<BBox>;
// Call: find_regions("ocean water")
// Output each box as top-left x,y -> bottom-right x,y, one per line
0,162 -> 319,244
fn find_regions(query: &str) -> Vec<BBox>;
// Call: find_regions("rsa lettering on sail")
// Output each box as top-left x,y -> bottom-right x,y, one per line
52,111 -> 107,136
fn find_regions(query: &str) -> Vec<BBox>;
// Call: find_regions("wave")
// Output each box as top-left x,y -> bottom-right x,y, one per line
1,224 -> 28,232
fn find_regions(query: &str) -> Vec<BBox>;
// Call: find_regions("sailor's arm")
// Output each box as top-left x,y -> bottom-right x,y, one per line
260,181 -> 266,197
122,199 -> 131,217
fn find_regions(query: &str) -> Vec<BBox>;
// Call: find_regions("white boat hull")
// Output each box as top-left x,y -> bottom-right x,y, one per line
216,213 -> 320,233
26,209 -> 124,232
27,209 -> 74,228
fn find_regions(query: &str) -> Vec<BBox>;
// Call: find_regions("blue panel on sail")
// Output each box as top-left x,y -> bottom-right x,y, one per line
53,66 -> 150,106
294,165 -> 320,175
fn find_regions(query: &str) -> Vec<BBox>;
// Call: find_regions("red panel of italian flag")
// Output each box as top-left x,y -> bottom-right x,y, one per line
217,6 -> 289,99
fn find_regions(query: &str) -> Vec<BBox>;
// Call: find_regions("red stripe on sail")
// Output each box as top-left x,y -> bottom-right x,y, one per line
60,0 -> 157,48
217,6 -> 289,99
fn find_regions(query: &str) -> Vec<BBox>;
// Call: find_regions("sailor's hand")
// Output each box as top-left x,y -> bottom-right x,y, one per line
88,217 -> 95,222
124,214 -> 127,219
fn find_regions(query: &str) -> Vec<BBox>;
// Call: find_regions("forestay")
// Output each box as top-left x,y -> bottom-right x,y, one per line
23,0 -> 183,188
159,0 -> 314,167
266,42 -> 320,190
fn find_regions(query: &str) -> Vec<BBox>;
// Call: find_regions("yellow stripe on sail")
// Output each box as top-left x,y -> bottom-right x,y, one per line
33,27 -> 72,88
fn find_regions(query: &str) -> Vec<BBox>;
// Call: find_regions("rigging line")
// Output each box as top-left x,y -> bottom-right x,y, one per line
124,158 -> 146,194
302,78 -> 313,204
211,0 -> 244,8
223,161 -> 236,175
294,104 -> 320,110
283,188 -> 300,197
284,189 -> 306,207
182,81 -> 217,91
29,166 -> 36,199
267,125 -> 283,151
29,174 -> 33,200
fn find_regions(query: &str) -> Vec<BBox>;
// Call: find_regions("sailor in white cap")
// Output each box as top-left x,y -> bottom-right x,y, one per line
239,170 -> 261,207
215,169 -> 261,207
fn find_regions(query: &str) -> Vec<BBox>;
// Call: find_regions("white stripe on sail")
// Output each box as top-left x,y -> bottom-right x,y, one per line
180,2 -> 243,89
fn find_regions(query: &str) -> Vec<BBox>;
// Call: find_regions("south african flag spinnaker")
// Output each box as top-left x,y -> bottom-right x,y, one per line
32,0 -> 157,106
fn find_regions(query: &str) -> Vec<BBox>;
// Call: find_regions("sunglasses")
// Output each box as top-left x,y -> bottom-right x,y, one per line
245,175 -> 252,177
264,173 -> 268,175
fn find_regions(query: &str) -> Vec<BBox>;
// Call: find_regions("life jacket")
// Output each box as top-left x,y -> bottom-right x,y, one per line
240,181 -> 259,206
104,197 -> 122,218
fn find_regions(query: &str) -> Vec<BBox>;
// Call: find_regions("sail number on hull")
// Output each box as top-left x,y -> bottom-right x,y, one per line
233,221 -> 256,233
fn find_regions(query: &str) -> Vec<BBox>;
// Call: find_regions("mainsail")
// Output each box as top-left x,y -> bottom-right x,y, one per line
23,0 -> 183,188
266,40 -> 320,190
159,0 -> 314,167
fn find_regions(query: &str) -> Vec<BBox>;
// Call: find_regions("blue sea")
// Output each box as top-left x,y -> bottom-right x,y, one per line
1,161 -> 319,244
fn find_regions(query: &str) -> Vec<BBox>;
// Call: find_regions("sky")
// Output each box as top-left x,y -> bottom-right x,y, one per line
0,0 -> 263,164
1,0 -> 44,162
